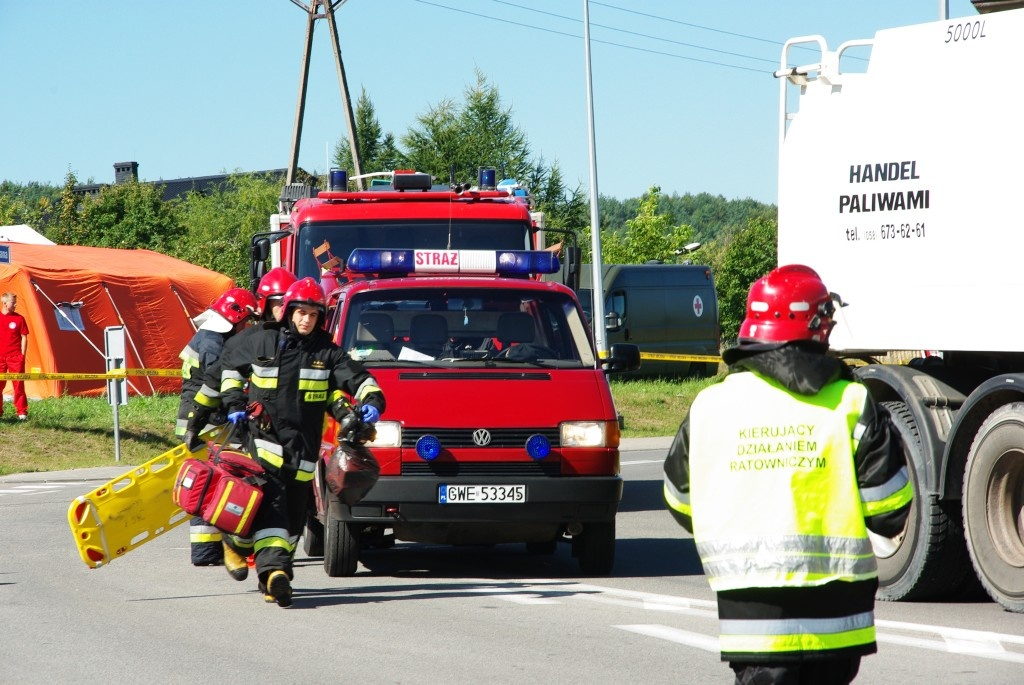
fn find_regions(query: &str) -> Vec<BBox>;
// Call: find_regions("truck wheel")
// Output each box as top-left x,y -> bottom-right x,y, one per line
574,520 -> 615,575
874,401 -> 973,601
963,403 -> 1024,612
324,496 -> 359,577
303,511 -> 324,557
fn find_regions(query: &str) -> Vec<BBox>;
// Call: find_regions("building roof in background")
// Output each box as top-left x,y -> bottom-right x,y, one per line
73,162 -> 316,202
0,224 -> 56,245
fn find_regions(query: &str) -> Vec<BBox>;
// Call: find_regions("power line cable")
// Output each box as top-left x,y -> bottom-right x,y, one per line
413,0 -> 769,74
486,0 -> 778,66
589,1 -> 866,62
592,1 -> 785,47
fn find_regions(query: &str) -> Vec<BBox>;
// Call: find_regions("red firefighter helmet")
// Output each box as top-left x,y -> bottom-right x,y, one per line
256,267 -> 297,316
281,277 -> 327,328
738,265 -> 837,344
210,288 -> 258,326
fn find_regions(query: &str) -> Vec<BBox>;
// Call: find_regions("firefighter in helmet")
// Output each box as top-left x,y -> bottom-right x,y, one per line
256,266 -> 298,322
176,287 -> 258,566
195,277 -> 384,607
185,268 -> 298,442
663,265 -> 912,685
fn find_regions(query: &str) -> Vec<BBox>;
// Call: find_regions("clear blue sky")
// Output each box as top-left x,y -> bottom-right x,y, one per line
0,0 -> 976,205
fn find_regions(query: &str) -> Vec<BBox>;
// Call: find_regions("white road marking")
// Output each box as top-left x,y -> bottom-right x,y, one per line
490,593 -> 562,605
876,619 -> 1024,664
476,580 -> 1024,664
621,459 -> 664,466
616,624 -> 719,652
0,484 -> 68,496
878,619 -> 1024,646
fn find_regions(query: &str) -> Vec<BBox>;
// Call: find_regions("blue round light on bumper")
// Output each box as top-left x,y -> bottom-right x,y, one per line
416,435 -> 442,461
525,434 -> 551,460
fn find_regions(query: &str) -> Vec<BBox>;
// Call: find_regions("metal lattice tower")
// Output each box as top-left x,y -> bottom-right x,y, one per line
286,0 -> 364,188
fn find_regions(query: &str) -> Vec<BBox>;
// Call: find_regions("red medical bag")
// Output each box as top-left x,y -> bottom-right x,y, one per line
173,449 -> 265,537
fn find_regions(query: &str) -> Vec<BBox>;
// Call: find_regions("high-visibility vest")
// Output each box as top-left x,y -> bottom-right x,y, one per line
688,372 -> 878,593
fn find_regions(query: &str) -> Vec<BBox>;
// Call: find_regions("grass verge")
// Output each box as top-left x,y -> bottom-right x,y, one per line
0,375 -> 719,475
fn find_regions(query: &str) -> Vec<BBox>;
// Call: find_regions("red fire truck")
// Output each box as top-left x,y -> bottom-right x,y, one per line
249,168 -> 577,289
306,247 -> 639,576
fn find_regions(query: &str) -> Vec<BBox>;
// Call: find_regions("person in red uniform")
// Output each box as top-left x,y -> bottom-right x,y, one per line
0,292 -> 30,420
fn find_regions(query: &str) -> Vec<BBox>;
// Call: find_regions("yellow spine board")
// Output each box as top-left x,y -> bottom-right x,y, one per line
67,443 -> 207,568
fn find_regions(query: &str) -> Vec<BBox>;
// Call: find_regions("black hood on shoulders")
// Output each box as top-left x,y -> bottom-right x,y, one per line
721,341 -> 853,395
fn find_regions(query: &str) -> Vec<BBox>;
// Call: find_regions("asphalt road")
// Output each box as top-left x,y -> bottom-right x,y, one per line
2,437 -> 1022,684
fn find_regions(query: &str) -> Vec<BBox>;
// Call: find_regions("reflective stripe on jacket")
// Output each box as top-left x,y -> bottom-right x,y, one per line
217,323 -> 384,479
176,329 -> 226,436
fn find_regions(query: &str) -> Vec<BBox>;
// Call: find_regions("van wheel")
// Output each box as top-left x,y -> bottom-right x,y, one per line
324,497 -> 359,577
303,511 -> 324,557
574,520 -> 615,575
963,403 -> 1024,612
689,361 -> 717,379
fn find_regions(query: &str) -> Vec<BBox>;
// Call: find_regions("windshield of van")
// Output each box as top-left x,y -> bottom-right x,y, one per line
340,287 -> 595,368
296,220 -> 532,280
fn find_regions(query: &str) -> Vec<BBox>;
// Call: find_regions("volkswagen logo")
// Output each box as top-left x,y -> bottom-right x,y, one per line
472,429 -> 492,446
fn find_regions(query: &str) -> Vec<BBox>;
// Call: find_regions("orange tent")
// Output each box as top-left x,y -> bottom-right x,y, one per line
0,243 -> 234,399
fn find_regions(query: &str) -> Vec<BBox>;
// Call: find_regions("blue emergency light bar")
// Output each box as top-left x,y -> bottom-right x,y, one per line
347,248 -> 560,276
329,168 -> 348,192
478,167 -> 497,190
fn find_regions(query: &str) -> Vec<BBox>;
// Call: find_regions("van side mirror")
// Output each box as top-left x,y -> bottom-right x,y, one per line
605,310 -> 623,333
249,238 -> 271,290
253,238 -> 271,262
563,245 -> 582,291
602,343 -> 640,374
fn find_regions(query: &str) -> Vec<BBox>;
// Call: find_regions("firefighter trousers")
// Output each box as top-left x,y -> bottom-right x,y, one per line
235,468 -> 309,584
730,657 -> 861,685
189,516 -> 224,565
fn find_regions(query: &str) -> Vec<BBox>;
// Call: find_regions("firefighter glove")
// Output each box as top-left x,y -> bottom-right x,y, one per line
331,398 -> 355,423
360,404 -> 380,424
227,410 -> 248,425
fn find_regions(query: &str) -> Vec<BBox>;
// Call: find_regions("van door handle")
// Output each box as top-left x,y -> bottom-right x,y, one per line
624,328 -> 631,341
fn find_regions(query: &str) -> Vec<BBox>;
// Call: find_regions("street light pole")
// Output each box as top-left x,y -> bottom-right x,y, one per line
583,0 -> 607,357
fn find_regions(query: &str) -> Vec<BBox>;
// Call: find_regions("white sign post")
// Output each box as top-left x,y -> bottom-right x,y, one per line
104,326 -> 127,462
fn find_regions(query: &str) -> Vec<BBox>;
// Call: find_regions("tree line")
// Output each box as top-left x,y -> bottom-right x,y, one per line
1,75 -> 777,343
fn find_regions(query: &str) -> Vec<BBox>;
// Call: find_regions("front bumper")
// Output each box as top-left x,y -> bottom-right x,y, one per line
343,475 -> 622,525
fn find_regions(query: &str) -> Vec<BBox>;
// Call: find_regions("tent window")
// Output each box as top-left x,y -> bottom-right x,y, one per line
54,302 -> 85,332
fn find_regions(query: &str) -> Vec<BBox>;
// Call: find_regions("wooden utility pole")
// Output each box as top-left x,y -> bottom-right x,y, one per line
285,0 -> 364,188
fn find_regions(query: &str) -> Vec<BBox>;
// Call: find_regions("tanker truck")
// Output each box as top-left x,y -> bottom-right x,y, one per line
775,4 -> 1024,611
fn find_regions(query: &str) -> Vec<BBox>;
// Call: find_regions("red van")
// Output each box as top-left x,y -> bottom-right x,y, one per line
306,248 -> 639,576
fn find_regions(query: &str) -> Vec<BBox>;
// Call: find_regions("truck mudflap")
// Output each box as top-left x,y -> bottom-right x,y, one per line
341,475 -> 623,525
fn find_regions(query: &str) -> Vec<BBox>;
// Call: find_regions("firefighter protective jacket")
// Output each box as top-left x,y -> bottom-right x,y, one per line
213,321 -> 385,483
663,342 -> 912,663
176,328 -> 228,437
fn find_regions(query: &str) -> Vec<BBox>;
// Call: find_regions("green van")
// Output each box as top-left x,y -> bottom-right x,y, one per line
577,263 -> 720,378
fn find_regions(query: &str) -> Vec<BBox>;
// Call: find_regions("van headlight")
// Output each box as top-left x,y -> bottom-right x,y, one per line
366,421 -> 401,448
560,421 -> 618,448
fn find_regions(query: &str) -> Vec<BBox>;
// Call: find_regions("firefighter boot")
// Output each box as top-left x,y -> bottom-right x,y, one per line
223,543 -> 249,581
266,570 -> 293,608
258,580 -> 275,604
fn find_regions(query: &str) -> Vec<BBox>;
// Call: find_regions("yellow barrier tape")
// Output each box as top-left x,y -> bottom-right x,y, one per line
596,350 -> 722,363
639,352 -> 722,363
0,368 -> 182,381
